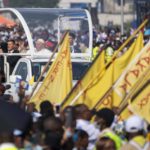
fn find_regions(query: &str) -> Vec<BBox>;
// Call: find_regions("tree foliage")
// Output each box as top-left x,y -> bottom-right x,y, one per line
8,0 -> 60,8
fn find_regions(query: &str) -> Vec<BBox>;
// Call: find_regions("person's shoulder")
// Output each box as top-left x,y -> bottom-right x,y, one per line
43,48 -> 52,53
13,49 -> 20,53
120,142 -> 137,150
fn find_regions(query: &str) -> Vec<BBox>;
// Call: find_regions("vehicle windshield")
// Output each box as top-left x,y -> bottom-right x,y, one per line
16,8 -> 92,56
32,61 -> 91,82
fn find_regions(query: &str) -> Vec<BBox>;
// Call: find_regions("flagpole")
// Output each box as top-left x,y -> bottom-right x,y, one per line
117,66 -> 150,115
61,19 -> 148,107
29,31 -> 69,99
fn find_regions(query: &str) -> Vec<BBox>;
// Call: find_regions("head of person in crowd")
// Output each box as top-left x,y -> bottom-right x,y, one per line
69,32 -> 76,46
7,40 -> 16,53
0,42 -> 8,53
26,103 -> 36,113
13,129 -> 24,149
75,104 -> 92,121
93,41 -> 101,48
95,108 -> 115,130
96,136 -> 116,150
124,115 -> 145,140
39,100 -> 54,118
73,129 -> 89,150
114,37 -> 122,50
35,38 -> 45,51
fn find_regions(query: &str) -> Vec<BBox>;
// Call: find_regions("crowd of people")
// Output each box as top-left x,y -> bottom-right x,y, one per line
0,82 -> 150,150
0,16 -> 150,150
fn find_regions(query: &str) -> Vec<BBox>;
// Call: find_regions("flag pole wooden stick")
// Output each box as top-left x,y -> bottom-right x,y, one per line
29,31 -> 69,99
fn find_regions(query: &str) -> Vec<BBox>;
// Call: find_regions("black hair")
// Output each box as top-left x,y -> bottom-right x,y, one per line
7,40 -> 15,45
0,42 -> 8,53
69,32 -> 76,39
39,100 -> 54,117
96,136 -> 116,150
96,108 -> 115,127
73,129 -> 88,142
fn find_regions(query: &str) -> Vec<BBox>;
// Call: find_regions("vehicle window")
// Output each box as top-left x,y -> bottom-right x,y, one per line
32,62 -> 51,82
17,8 -> 91,55
32,61 -> 91,82
72,62 -> 91,80
14,62 -> 28,81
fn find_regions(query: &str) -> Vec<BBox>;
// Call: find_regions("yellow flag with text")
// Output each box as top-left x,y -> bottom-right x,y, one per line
112,32 -> 144,106
117,46 -> 150,121
129,75 -> 150,123
61,50 -> 105,108
113,32 -> 143,82
96,32 -> 144,109
30,33 -> 72,109
113,40 -> 150,106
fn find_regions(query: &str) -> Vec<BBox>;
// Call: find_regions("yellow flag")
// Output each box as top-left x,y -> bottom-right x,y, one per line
117,52 -> 150,121
30,33 -> 72,109
118,105 -> 133,121
113,32 -> 143,81
128,74 -> 150,123
96,32 -> 144,109
112,32 -> 144,106
61,50 -> 105,108
114,40 -> 150,104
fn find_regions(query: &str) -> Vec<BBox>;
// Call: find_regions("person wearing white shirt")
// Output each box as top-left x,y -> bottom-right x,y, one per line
26,38 -> 52,56
35,38 -> 52,55
75,104 -> 100,150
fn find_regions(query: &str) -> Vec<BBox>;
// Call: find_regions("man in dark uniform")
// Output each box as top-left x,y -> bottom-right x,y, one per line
7,40 -> 21,74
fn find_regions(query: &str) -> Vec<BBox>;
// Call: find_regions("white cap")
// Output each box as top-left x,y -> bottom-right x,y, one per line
13,129 -> 23,136
125,115 -> 144,133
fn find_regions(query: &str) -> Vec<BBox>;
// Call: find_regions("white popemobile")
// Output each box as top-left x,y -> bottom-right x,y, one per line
0,8 -> 93,102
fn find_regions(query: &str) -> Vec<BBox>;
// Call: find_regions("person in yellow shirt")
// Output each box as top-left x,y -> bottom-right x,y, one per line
105,42 -> 114,63
92,41 -> 101,60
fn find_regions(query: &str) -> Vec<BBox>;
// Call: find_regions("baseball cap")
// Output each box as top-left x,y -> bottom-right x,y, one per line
125,115 -> 144,133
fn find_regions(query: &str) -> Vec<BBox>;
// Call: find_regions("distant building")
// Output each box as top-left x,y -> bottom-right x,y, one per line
59,0 -> 135,27
59,0 -> 97,8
